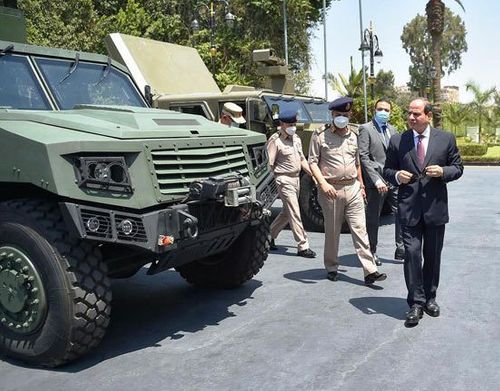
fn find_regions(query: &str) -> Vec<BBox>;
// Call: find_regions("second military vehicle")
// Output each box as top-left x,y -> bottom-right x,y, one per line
0,3 -> 276,367
106,34 -> 329,232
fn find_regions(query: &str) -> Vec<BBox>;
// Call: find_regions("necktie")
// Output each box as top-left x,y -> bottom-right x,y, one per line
381,125 -> 389,145
417,134 -> 425,169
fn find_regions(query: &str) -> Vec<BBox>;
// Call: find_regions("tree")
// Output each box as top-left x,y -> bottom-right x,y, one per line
465,81 -> 497,143
326,56 -> 365,98
373,70 -> 396,100
401,4 -> 467,127
442,102 -> 470,135
19,0 -> 332,92
425,0 -> 465,128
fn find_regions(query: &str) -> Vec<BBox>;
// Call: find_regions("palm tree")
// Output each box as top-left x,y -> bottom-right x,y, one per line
465,81 -> 496,143
425,0 -> 465,128
442,102 -> 469,135
326,56 -> 365,98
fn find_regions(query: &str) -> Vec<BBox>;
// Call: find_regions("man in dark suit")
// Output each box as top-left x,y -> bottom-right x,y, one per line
359,98 -> 404,266
383,98 -> 463,327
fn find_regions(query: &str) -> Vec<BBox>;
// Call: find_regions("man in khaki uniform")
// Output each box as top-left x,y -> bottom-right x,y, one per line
267,107 -> 316,258
308,97 -> 387,284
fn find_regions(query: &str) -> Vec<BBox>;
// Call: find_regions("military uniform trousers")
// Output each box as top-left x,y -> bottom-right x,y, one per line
318,181 -> 377,276
271,175 -> 309,251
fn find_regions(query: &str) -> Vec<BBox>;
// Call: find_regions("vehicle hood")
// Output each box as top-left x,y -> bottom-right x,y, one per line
0,105 -> 254,139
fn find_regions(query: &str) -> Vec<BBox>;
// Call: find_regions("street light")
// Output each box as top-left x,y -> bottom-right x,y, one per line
191,0 -> 234,77
359,21 -> 383,102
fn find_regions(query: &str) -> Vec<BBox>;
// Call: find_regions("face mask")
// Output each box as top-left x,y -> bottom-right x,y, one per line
333,115 -> 349,129
285,126 -> 296,136
374,110 -> 390,124
230,121 -> 240,128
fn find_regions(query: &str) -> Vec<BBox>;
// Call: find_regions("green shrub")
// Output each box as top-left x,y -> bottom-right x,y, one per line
458,143 -> 488,156
462,156 -> 500,163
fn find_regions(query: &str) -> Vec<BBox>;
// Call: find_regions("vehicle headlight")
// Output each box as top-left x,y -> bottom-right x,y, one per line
248,143 -> 269,178
74,156 -> 133,193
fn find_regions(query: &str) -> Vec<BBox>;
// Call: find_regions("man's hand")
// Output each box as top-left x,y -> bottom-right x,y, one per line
425,165 -> 444,178
361,187 -> 367,200
320,182 -> 337,199
397,170 -> 413,184
376,182 -> 388,194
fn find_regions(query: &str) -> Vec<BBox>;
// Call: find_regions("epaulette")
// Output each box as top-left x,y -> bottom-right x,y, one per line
268,132 -> 280,142
348,123 -> 360,136
315,123 -> 331,134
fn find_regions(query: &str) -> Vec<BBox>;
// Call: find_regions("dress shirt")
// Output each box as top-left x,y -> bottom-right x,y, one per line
396,125 -> 431,184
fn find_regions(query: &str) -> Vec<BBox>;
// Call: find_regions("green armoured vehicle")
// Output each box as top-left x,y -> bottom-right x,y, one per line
0,3 -> 276,367
106,34 -> 329,232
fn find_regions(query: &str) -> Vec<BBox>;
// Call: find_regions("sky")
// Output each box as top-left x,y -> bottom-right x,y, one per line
308,0 -> 499,103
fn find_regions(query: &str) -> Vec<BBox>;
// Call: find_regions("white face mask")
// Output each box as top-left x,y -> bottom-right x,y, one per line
230,121 -> 240,128
285,126 -> 296,136
333,115 -> 349,129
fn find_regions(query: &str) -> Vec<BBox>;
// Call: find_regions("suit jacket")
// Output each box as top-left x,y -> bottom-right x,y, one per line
383,127 -> 463,226
358,120 -> 397,188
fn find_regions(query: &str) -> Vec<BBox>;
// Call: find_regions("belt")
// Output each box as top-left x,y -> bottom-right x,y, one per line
274,172 -> 300,178
327,178 -> 356,185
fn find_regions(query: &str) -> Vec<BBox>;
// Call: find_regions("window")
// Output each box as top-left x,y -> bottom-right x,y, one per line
0,55 -> 50,110
34,57 -> 146,110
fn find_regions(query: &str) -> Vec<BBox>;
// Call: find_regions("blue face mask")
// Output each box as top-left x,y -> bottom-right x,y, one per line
374,110 -> 390,124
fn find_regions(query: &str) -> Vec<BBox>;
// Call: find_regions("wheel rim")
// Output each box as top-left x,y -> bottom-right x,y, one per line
0,246 -> 47,334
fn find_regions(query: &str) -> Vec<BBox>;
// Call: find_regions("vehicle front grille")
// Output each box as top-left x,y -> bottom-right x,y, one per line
150,145 -> 249,197
115,214 -> 148,243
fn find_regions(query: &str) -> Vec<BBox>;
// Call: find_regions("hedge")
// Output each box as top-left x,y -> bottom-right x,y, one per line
457,143 -> 488,156
462,156 -> 500,163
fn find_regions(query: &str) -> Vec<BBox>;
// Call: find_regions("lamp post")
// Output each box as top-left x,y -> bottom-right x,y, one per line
191,0 -> 235,77
357,0 -> 368,122
359,21 -> 383,102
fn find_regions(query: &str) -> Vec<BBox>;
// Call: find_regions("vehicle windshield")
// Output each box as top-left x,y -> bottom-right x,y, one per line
263,96 -> 312,123
303,101 -> 330,123
34,57 -> 146,110
0,55 -> 51,110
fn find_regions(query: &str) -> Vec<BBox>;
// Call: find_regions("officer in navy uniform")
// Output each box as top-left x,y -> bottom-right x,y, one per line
267,107 -> 316,258
308,97 -> 387,284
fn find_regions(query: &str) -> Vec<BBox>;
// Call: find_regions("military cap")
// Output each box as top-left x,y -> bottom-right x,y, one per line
328,96 -> 354,112
221,102 -> 246,124
278,106 -> 298,123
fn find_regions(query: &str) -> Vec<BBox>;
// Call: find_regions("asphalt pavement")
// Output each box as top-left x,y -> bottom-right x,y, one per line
0,166 -> 499,391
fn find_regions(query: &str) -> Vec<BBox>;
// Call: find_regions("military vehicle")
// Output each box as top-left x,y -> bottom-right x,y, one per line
106,34 -> 329,232
0,2 -> 276,367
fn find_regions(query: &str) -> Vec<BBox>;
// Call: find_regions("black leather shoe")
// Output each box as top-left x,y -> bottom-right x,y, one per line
326,271 -> 338,281
269,239 -> 278,251
373,253 -> 382,266
394,250 -> 405,261
364,271 -> 387,285
424,299 -> 440,317
405,305 -> 423,327
297,248 -> 316,258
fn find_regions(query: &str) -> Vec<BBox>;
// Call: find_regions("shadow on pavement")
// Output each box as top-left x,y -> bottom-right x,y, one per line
53,269 -> 262,372
283,268 -> 382,290
349,296 -> 407,320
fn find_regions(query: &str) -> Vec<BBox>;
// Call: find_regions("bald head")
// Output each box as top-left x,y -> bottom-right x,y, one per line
408,98 -> 433,133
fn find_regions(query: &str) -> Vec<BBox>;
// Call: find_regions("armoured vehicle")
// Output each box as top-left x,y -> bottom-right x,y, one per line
106,34 -> 329,232
0,3 -> 275,367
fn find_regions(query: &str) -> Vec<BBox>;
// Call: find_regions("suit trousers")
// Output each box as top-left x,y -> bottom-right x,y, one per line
318,181 -> 377,277
365,186 -> 404,254
271,175 -> 309,251
402,220 -> 445,307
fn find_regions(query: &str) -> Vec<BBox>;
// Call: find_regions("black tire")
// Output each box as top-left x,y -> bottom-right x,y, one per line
299,174 -> 325,233
176,218 -> 270,288
0,199 -> 111,367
